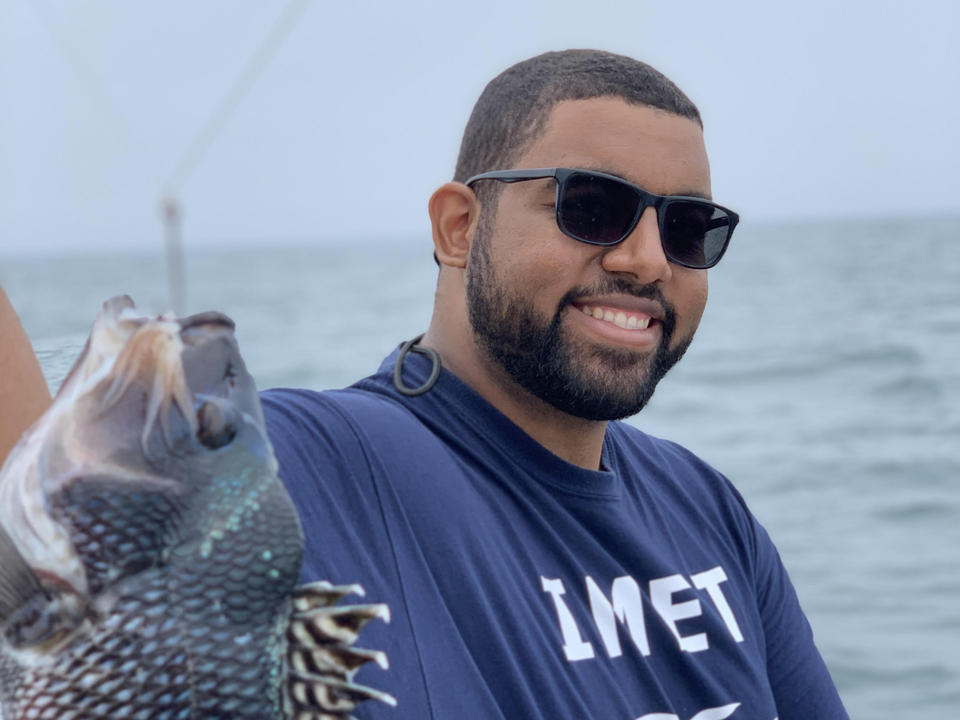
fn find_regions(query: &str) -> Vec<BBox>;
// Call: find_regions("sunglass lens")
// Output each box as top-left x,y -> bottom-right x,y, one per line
662,201 -> 731,268
557,173 -> 641,245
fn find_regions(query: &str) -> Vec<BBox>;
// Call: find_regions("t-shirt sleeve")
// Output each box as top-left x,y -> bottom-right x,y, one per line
751,516 -> 849,719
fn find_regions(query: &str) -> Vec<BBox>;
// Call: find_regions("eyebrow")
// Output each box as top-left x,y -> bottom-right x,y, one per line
578,165 -> 713,201
672,189 -> 713,201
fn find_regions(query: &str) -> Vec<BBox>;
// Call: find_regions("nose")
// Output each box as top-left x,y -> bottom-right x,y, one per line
599,206 -> 672,284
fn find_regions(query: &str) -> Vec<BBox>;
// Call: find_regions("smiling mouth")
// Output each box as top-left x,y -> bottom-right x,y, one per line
574,303 -> 655,330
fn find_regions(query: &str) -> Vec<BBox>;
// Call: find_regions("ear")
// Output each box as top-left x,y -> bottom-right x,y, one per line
428,182 -> 481,269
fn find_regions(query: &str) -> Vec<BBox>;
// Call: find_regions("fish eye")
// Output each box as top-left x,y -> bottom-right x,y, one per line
224,361 -> 237,388
196,398 -> 238,450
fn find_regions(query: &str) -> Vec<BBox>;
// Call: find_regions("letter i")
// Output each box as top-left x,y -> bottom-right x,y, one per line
541,577 -> 595,661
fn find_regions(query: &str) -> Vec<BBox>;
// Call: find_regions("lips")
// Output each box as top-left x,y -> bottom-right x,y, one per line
576,304 -> 652,330
569,293 -> 666,332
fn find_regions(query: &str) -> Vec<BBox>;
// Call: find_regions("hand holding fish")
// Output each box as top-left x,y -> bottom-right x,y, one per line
0,286 -> 51,467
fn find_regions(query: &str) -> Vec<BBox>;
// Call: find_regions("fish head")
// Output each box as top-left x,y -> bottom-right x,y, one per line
0,297 -> 277,604
66,305 -> 269,474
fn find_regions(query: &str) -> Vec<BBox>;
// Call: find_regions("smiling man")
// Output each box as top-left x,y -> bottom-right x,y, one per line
0,49 -> 848,720
262,50 -> 849,719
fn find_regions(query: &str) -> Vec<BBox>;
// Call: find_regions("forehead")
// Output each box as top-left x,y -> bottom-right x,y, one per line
516,98 -> 711,197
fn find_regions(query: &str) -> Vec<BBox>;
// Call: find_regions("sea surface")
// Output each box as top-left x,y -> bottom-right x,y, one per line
3,215 -> 959,718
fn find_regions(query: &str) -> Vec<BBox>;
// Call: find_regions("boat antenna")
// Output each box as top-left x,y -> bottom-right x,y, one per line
159,0 -> 312,316
25,0 -> 313,316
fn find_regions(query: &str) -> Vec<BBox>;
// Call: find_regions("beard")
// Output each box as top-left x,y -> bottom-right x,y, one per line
465,227 -> 696,422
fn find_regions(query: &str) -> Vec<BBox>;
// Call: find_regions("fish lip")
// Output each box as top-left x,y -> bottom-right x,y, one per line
178,311 -> 235,333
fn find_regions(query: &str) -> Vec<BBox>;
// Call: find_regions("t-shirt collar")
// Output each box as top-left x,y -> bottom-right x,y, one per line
362,346 -> 621,499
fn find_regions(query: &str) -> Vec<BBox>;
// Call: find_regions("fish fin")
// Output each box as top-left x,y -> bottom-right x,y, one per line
292,581 -> 366,610
290,673 -> 397,713
0,522 -> 46,625
289,642 -> 389,677
290,603 -> 391,647
286,583 -> 394,718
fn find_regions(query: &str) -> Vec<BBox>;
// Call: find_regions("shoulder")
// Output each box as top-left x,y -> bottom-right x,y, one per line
607,421 -> 748,502
258,387 -> 402,490
260,386 -> 421,446
606,420 -> 758,551
259,386 -> 450,483
606,430 -> 844,712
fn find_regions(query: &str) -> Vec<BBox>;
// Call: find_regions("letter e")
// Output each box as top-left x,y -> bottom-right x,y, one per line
650,574 -> 708,653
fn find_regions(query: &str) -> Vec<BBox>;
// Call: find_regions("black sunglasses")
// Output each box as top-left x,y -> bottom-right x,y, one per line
465,167 -> 739,270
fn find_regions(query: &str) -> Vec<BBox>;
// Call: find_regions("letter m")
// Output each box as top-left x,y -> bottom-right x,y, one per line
586,575 -> 651,658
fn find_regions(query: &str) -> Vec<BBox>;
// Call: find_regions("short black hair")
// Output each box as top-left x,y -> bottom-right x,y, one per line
454,50 -> 702,207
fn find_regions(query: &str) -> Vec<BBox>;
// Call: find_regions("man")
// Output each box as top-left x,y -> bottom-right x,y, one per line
260,50 -> 848,719
1,50 -> 848,719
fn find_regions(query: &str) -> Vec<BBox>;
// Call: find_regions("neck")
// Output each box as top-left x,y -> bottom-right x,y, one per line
420,324 -> 608,472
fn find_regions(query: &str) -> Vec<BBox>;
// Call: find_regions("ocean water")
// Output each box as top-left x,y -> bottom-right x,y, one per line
3,215 -> 959,718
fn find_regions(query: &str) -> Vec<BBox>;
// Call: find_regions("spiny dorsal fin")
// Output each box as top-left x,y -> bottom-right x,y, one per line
292,581 -> 366,611
290,645 -> 389,676
290,604 -> 391,648
0,522 -> 46,624
290,673 -> 398,713
287,583 -> 395,718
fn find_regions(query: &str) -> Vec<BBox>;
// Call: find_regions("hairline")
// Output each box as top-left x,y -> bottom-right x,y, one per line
467,97 -> 703,227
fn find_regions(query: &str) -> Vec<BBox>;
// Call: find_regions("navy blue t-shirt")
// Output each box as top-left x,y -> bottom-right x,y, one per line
261,350 -> 848,720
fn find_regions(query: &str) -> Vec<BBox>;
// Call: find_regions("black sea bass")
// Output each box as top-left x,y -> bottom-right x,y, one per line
0,297 -> 394,720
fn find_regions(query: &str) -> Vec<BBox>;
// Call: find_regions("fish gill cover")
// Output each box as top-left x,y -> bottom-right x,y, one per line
0,296 -> 394,720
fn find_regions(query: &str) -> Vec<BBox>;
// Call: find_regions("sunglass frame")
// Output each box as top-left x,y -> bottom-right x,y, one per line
464,167 -> 739,270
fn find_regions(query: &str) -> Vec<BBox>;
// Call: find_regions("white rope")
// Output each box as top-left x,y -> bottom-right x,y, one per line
26,0 -> 163,186
163,0 -> 314,195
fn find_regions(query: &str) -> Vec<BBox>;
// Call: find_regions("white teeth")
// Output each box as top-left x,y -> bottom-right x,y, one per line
580,305 -> 652,331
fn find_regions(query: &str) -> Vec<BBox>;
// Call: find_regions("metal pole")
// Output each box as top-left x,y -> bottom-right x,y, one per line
161,196 -> 186,317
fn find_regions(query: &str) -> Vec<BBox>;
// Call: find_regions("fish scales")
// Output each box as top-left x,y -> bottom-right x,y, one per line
0,297 -> 393,720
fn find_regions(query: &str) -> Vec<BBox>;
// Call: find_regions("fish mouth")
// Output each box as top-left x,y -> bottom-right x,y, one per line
178,311 -> 236,333
49,302 -> 250,468
88,308 -> 248,455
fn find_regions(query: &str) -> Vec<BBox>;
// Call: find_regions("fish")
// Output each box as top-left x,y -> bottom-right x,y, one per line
0,296 -> 395,720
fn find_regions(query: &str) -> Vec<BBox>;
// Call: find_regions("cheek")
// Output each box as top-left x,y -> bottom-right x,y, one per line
504,245 -> 593,314
674,271 -> 709,331
487,202 -> 580,297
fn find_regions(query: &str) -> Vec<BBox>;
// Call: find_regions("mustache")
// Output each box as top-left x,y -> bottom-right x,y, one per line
556,278 -> 677,330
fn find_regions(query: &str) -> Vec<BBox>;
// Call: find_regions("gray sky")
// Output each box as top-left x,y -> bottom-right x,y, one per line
1,0 -> 957,255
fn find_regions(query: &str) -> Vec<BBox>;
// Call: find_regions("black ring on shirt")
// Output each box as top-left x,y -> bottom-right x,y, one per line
394,334 -> 441,397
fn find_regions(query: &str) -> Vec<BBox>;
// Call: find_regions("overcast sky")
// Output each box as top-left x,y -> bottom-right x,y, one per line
1,0 -> 957,255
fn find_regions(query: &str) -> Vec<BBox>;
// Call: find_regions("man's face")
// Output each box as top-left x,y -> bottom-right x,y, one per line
466,98 -> 712,421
